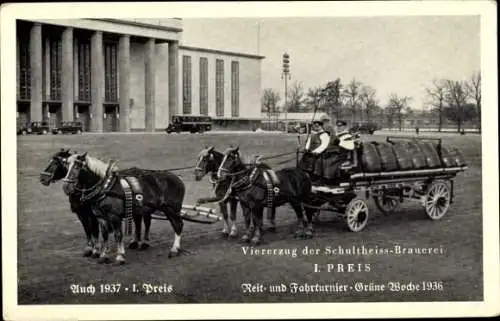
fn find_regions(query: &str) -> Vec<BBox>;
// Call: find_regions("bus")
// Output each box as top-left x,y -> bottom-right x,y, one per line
165,115 -> 212,134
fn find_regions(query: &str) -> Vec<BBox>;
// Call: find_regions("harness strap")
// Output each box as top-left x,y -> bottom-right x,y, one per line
119,178 -> 133,236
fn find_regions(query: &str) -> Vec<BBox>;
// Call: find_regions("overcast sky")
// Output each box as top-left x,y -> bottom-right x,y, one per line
180,16 -> 480,109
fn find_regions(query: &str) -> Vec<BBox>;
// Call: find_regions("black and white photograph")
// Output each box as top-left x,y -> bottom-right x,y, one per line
2,1 -> 499,320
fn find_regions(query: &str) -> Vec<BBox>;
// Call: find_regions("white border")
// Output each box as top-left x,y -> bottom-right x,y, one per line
2,1 -> 498,320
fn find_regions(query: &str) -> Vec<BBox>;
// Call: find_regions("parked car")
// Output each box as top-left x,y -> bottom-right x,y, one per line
165,115 -> 212,134
52,121 -> 83,134
17,121 -> 50,135
350,121 -> 380,135
287,122 -> 307,134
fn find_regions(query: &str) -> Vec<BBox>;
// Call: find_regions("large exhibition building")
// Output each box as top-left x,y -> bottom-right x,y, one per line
16,18 -> 265,132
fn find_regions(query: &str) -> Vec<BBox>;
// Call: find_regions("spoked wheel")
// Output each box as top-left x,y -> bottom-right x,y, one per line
373,190 -> 400,214
423,180 -> 451,220
344,196 -> 370,232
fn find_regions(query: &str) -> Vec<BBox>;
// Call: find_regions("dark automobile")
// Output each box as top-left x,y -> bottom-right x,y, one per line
165,115 -> 212,134
350,121 -> 379,135
17,121 -> 50,135
287,122 -> 307,134
52,121 -> 84,134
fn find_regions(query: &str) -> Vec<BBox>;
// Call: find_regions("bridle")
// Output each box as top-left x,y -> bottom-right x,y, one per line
63,156 -> 107,194
40,156 -> 67,183
194,152 -> 219,185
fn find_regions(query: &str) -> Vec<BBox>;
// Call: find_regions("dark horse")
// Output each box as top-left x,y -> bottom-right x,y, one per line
40,149 -> 103,258
217,146 -> 315,245
62,152 -> 186,264
193,146 -> 241,237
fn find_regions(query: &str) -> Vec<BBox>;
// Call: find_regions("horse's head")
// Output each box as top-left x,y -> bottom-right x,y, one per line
194,145 -> 217,181
62,152 -> 88,195
40,148 -> 73,186
217,145 -> 244,180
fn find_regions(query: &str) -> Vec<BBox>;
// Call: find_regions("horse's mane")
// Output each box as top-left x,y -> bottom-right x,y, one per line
85,155 -> 118,178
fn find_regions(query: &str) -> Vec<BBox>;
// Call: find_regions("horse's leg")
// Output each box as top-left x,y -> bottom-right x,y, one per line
89,212 -> 101,258
128,213 -> 142,250
219,202 -> 230,237
140,210 -> 152,250
290,201 -> 307,239
96,218 -> 112,263
266,206 -> 277,233
229,198 -> 238,238
251,207 -> 264,245
110,215 -> 126,265
77,211 -> 94,257
239,203 -> 252,243
162,205 -> 184,258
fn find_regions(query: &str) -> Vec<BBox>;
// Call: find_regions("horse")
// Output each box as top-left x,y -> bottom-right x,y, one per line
193,146 -> 241,237
217,146 -> 315,245
39,149 -> 103,258
62,152 -> 186,264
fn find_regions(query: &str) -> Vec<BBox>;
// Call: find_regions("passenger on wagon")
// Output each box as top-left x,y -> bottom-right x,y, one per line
322,120 -> 356,183
300,118 -> 331,182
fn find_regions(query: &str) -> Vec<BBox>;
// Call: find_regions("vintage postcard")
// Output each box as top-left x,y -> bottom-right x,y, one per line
2,1 -> 498,320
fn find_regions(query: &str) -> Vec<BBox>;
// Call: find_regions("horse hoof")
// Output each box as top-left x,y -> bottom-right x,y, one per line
239,235 -> 250,243
229,231 -> 238,238
139,243 -> 150,250
221,232 -> 229,238
98,256 -> 111,264
128,241 -> 139,250
83,248 -> 93,257
116,256 -> 127,265
251,238 -> 261,246
92,251 -> 101,259
305,231 -> 314,239
268,226 -> 277,233
168,251 -> 179,258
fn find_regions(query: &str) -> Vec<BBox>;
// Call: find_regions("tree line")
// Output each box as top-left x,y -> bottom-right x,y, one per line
262,70 -> 481,132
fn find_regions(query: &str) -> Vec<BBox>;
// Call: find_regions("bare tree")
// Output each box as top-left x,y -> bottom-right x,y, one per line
444,79 -> 469,132
321,79 -> 344,119
287,81 -> 306,112
386,93 -> 412,131
466,71 -> 481,132
343,78 -> 363,123
425,78 -> 447,132
261,88 -> 281,130
359,85 -> 378,122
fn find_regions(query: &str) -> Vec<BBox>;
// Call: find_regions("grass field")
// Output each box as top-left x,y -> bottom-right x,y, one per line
16,132 -> 482,304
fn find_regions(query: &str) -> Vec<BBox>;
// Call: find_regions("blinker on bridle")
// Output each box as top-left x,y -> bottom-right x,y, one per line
40,156 -> 67,182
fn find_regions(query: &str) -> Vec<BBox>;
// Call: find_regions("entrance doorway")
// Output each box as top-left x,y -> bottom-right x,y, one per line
104,105 -> 118,132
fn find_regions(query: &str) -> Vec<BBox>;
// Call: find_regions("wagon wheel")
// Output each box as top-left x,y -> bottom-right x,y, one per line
423,180 -> 451,220
373,190 -> 400,214
344,196 -> 370,232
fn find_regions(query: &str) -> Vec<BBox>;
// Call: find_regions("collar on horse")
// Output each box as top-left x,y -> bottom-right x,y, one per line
79,160 -> 118,203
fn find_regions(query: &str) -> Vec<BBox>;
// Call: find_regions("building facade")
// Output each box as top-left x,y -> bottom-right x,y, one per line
16,18 -> 264,132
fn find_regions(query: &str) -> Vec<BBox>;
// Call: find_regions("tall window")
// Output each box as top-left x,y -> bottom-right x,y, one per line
77,40 -> 91,102
104,42 -> 118,102
199,57 -> 208,115
182,55 -> 192,114
231,61 -> 239,117
215,59 -> 224,117
18,39 -> 30,100
49,37 -> 62,101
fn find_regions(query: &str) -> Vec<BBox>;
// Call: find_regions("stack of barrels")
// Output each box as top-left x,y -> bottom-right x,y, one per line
360,139 -> 466,173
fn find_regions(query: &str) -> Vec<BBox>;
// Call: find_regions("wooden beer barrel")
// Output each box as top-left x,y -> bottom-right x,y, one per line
417,142 -> 442,168
375,142 -> 399,171
360,142 -> 382,172
405,141 -> 427,169
391,141 -> 414,170
439,145 -> 456,167
448,147 -> 466,166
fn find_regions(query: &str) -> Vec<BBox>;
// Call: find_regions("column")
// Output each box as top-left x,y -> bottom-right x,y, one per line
118,35 -> 130,132
155,42 -> 169,129
90,31 -> 104,132
144,38 -> 155,132
29,23 -> 43,122
168,41 -> 179,124
61,27 -> 74,121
